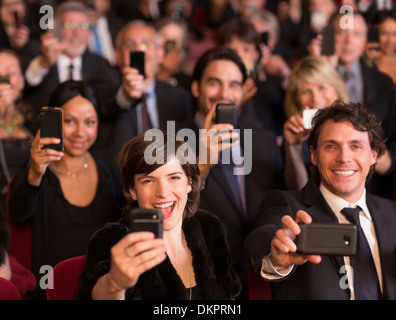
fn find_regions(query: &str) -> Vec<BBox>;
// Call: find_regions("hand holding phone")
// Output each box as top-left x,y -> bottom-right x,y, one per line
40,107 -> 63,151
129,208 -> 163,238
295,223 -> 357,256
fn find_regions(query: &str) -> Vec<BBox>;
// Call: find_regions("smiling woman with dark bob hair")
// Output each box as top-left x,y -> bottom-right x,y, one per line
79,131 -> 241,300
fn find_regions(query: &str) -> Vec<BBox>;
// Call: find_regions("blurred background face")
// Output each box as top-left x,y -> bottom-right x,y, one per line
0,52 -> 24,101
379,18 -> 396,55
192,59 -> 244,116
62,95 -> 98,157
297,81 -> 339,110
250,18 -> 277,52
334,14 -> 367,68
0,0 -> 25,27
238,0 -> 266,16
116,24 -> 163,79
61,11 -> 92,58
158,22 -> 184,52
225,36 -> 259,73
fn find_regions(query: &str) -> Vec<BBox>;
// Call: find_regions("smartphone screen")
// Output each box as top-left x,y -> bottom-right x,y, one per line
321,26 -> 335,56
261,32 -> 269,46
40,107 -> 63,151
129,208 -> 163,238
130,51 -> 145,78
368,26 -> 380,43
215,103 -> 238,129
13,11 -> 22,29
164,40 -> 176,55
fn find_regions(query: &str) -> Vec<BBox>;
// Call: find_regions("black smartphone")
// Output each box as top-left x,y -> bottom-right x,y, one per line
130,51 -> 145,78
368,25 -> 380,43
0,75 -> 10,84
13,11 -> 22,29
295,223 -> 357,256
261,32 -> 269,46
164,40 -> 176,55
129,208 -> 163,238
215,103 -> 238,129
40,107 -> 63,152
321,26 -> 335,56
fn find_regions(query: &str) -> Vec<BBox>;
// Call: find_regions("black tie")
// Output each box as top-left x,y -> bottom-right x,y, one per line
341,207 -> 381,300
68,64 -> 74,81
141,93 -> 152,133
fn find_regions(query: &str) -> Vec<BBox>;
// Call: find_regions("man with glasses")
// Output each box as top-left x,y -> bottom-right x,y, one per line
94,20 -> 193,155
24,0 -> 119,114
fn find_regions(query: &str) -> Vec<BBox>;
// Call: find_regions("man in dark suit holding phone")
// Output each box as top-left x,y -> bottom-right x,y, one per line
245,101 -> 396,300
176,46 -> 284,299
23,1 -> 119,115
94,20 -> 193,155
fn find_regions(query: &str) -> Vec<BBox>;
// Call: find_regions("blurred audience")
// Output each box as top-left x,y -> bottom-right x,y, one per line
23,0 -> 119,115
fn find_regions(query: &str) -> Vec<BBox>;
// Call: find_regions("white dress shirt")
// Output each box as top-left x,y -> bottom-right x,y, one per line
25,53 -> 82,86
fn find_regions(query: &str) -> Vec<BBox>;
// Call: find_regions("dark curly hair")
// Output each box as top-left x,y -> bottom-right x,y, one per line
308,100 -> 387,182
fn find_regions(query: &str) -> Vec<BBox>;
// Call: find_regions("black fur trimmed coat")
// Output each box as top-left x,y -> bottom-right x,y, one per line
78,209 -> 241,300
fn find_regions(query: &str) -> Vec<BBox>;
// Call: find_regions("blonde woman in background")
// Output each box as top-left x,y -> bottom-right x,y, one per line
283,56 -> 348,190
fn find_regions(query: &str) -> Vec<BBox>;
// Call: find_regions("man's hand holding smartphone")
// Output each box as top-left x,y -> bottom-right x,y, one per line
121,51 -> 147,101
270,210 -> 322,270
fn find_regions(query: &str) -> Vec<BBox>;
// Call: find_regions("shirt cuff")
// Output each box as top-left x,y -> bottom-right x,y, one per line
260,253 -> 294,280
116,86 -> 133,110
25,56 -> 49,86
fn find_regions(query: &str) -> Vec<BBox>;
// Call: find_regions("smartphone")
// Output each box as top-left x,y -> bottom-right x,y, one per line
215,103 -> 238,129
321,26 -> 335,56
295,223 -> 357,256
130,51 -> 145,78
0,75 -> 10,84
164,40 -> 176,55
310,11 -> 326,31
40,107 -> 63,151
261,32 -> 269,46
368,26 -> 380,43
302,108 -> 319,129
13,11 -> 22,29
129,208 -> 163,238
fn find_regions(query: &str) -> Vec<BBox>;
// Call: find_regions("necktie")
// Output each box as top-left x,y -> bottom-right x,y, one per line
141,93 -> 152,133
92,24 -> 103,57
342,70 -> 359,103
68,64 -> 74,81
341,207 -> 381,300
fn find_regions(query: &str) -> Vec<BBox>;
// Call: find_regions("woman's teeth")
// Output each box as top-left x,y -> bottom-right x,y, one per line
154,201 -> 175,209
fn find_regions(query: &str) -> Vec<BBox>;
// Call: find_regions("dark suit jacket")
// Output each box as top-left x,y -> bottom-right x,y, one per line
94,81 -> 193,155
245,177 -> 396,300
23,50 -> 119,115
176,116 -> 284,275
361,60 -> 396,146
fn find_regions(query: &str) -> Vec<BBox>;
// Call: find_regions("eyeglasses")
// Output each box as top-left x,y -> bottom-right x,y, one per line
63,21 -> 91,30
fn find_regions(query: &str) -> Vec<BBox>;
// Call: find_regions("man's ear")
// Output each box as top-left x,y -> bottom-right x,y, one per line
191,80 -> 199,98
310,146 -> 318,166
